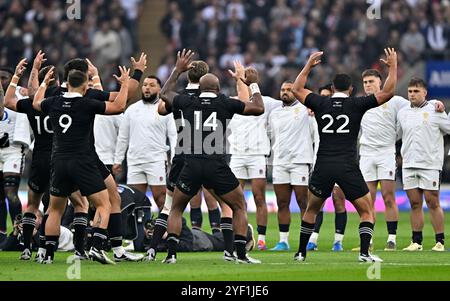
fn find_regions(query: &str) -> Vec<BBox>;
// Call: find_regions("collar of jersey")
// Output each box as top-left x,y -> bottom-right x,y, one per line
282,100 -> 299,107
63,92 -> 83,98
199,92 -> 217,98
61,82 -> 67,88
411,100 -> 428,109
331,92 -> 349,98
186,83 -> 200,90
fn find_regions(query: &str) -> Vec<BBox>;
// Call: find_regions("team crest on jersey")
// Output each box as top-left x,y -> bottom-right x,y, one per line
423,112 -> 429,120
382,103 -> 388,109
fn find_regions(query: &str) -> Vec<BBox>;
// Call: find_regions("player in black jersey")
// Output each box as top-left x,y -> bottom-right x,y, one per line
3,58 -> 90,262
292,49 -> 398,262
159,49 -> 264,264
32,66 -> 130,264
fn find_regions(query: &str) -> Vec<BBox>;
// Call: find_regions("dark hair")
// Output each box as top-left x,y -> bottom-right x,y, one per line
362,69 -> 382,81
68,70 -> 87,88
408,77 -> 427,90
0,67 -> 14,76
147,75 -> 162,87
281,80 -> 294,85
39,66 -> 59,87
332,74 -> 352,92
63,58 -> 88,81
318,84 -> 333,94
188,61 -> 209,83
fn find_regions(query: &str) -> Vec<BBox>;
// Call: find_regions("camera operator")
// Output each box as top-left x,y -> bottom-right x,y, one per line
0,212 -> 41,251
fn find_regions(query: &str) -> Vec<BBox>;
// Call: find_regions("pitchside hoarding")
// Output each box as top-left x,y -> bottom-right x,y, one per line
426,61 -> 450,99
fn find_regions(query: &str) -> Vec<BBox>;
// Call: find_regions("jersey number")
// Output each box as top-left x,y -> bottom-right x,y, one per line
194,111 -> 218,131
34,116 -> 53,134
321,114 -> 350,134
59,114 -> 73,134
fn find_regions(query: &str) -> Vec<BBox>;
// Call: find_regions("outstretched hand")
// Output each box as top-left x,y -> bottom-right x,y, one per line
113,66 -> 131,85
175,49 -> 195,73
14,58 -> 28,78
380,48 -> 397,68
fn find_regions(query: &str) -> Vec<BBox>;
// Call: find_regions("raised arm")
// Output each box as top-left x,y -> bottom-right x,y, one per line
239,67 -> 264,116
374,48 -> 397,105
33,66 -> 55,111
5,58 -> 28,112
228,60 -> 250,102
27,50 -> 46,97
104,66 -> 130,114
160,49 -> 195,109
292,51 -> 323,104
86,58 -> 104,91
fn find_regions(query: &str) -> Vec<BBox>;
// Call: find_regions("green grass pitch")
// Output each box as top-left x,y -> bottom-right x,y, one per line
0,212 -> 449,281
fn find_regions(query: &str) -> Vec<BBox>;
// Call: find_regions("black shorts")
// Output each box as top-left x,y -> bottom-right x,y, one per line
167,155 -> 185,192
28,150 -> 51,193
177,157 -> 240,197
309,161 -> 369,202
94,153 -> 111,180
50,157 -> 106,197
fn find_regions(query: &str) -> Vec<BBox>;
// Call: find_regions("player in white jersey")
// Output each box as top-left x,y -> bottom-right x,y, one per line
397,78 -> 450,252
114,76 -> 176,209
357,69 -> 444,251
268,81 -> 318,251
0,67 -> 31,238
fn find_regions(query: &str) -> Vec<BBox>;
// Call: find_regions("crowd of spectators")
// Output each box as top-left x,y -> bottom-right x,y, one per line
158,0 -> 450,98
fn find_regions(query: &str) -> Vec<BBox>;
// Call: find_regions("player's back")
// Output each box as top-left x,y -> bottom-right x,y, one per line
304,92 -> 378,163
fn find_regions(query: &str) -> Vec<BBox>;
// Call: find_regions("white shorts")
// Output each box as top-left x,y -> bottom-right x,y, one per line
272,163 -> 310,186
360,155 -> 396,182
402,168 -> 441,191
0,145 -> 26,174
127,161 -> 167,186
230,155 -> 266,179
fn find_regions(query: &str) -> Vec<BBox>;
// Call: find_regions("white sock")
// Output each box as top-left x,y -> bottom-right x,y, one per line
370,238 -> 373,245
161,193 -> 173,215
334,233 -> 344,243
388,234 -> 396,243
309,232 -> 319,244
112,246 -> 125,256
280,232 -> 289,243
258,234 -> 266,242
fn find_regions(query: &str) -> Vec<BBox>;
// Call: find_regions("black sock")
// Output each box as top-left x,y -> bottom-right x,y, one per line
190,207 -> 202,229
0,201 -> 7,232
8,200 -> 22,226
314,211 -> 324,233
359,222 -> 374,256
387,221 -> 398,235
435,233 -> 444,245
92,228 -> 108,251
22,212 -> 37,250
235,234 -> 247,259
73,213 -> 88,253
335,211 -> 347,234
44,235 -> 58,260
279,223 -> 290,233
257,225 -> 267,236
150,213 -> 168,251
208,208 -> 221,233
167,233 -> 179,257
108,213 -> 123,249
221,217 -> 233,254
412,231 -> 423,244
39,214 -> 49,249
298,221 -> 315,257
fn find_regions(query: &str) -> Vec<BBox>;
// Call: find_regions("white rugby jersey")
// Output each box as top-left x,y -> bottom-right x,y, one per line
114,100 -> 177,165
0,108 -> 31,147
228,96 -> 280,155
397,102 -> 450,170
268,100 -> 317,165
94,114 -> 123,165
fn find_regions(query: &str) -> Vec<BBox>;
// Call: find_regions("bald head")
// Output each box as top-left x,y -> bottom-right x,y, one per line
199,73 -> 220,93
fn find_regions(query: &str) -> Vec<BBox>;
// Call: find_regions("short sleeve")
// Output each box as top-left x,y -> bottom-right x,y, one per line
86,89 -> 110,102
16,98 -> 32,113
352,94 -> 379,112
304,93 -> 326,112
173,95 -> 190,111
225,97 -> 245,115
86,99 -> 107,115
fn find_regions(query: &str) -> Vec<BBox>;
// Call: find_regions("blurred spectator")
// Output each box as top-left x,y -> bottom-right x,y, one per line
401,21 -> 426,65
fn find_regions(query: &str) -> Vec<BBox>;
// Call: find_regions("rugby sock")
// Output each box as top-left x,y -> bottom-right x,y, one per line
435,233 -> 444,245
314,211 -> 323,233
108,213 -> 123,254
221,217 -> 234,254
92,228 -> 108,250
298,221 -> 315,257
257,225 -> 267,242
39,214 -> 49,250
335,211 -> 347,236
209,208 -> 221,233
412,231 -> 423,245
73,213 -> 88,253
359,222 -> 374,256
22,212 -> 37,250
387,221 -> 398,242
279,223 -> 290,243
309,232 -> 319,244
190,207 -> 202,229
0,201 -> 7,232
334,233 -> 344,243
44,235 -> 58,260
235,234 -> 247,259
150,213 -> 168,251
167,233 -> 179,257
